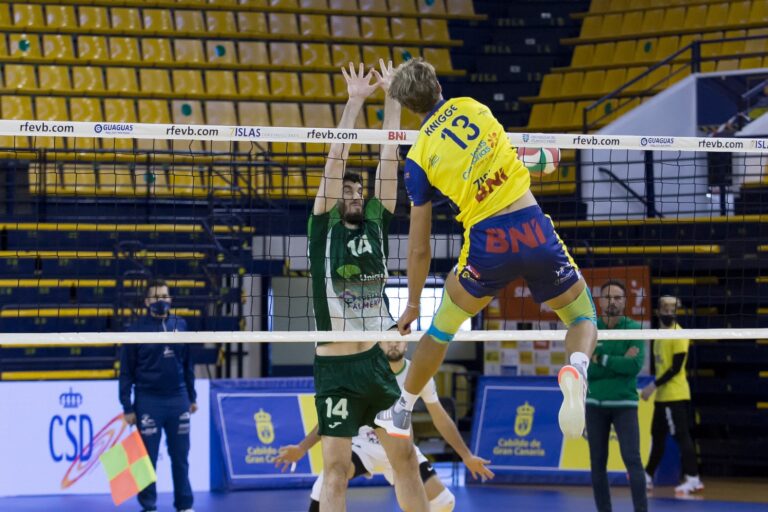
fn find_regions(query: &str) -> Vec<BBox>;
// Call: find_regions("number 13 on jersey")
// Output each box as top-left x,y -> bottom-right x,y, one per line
440,115 -> 479,150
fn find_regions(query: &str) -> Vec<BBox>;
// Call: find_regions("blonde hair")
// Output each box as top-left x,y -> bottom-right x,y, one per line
388,58 -> 441,114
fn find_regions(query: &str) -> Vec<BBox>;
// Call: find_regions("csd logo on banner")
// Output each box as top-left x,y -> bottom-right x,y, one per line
254,409 -> 275,445
50,388 -> 93,463
514,401 -> 535,437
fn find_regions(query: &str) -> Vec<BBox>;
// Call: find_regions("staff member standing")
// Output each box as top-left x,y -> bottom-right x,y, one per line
587,280 -> 647,512
642,296 -> 704,497
119,279 -> 197,512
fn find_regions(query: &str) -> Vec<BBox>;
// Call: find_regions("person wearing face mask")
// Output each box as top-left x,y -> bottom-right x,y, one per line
119,279 -> 197,512
641,296 -> 703,497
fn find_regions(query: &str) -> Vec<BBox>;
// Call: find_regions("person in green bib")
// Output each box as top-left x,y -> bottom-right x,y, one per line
587,279 -> 647,512
307,61 -> 429,512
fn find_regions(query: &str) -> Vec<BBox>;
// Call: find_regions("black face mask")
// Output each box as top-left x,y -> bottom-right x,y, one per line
659,314 -> 676,326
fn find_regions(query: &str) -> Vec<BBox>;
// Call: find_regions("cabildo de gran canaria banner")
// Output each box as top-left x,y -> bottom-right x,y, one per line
469,376 -> 677,485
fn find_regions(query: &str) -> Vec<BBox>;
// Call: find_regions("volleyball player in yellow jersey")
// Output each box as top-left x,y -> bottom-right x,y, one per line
375,59 -> 597,440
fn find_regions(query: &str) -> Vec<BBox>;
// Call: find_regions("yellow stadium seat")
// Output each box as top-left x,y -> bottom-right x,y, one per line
741,56 -> 762,68
655,37 -> 679,61
237,12 -> 268,34
661,7 -> 685,31
359,0 -> 387,9
580,16 -> 602,38
1,96 -> 33,119
170,168 -> 206,197
581,70 -> 605,95
35,96 -> 67,120
106,68 -> 138,93
446,0 -> 474,15
268,13 -> 299,34
571,45 -> 593,67
9,34 -> 41,58
422,48 -> 453,72
329,0 -> 357,8
238,72 -> 270,95
45,5 -> 76,28
645,65 -> 672,91
173,70 -> 204,94
238,102 -> 270,126
206,71 -> 237,95
78,6 -> 109,29
206,11 -> 237,33
270,72 -> 301,97
43,34 -> 75,59
174,11 -> 205,32
104,99 -> 137,122
625,66 -> 647,93
684,5 -> 708,29
143,10 -> 174,32
4,65 -> 37,90
391,18 -> 420,40
560,72 -> 583,96
639,9 -> 665,35
300,43 -> 331,66
570,101 -> 591,129
175,39 -> 205,63
39,65 -> 71,92
634,38 -> 657,61
722,30 -> 746,56
716,59 -> 739,71
421,19 -> 450,43
331,44 -> 362,67
393,47 -> 420,66
332,74 -> 348,98
613,40 -> 636,64
0,37 -> 6,56
270,103 -> 303,154
360,17 -> 390,39
389,0 -> 417,14
746,28 -> 768,53
270,0 -> 299,7
13,4 -> 44,27
269,43 -> 300,66
239,42 -> 270,65
362,45 -> 391,68
600,14 -> 624,38
205,101 -> 237,152
539,74 -> 562,97
70,98 -> 102,122
171,100 -> 205,151
138,99 -> 171,124
303,103 -> 334,155
592,43 -> 614,64
620,11 -> 643,35
98,167 -> 135,196
603,68 -> 627,94
72,66 -> 105,92
528,103 -> 552,128
551,102 -> 574,127
61,165 -> 98,195
751,1 -> 768,22
302,73 -> 332,98
701,31 -> 724,58
78,36 -> 109,61
140,69 -> 171,93
330,16 -> 360,38
207,41 -> 236,64
300,0 -> 329,7
705,3 -> 729,28
111,8 -> 141,30
299,14 -> 329,36
419,0 -> 445,14
0,5 -> 9,28
142,38 -> 173,63
110,37 -> 140,63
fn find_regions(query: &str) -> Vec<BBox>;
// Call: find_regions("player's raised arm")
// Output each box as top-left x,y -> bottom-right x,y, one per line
313,63 -> 378,215
373,59 -> 401,213
396,200 -> 432,335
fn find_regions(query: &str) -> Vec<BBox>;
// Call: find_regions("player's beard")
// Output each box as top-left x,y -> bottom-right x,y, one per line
604,304 -> 621,317
340,202 -> 363,225
385,348 -> 405,362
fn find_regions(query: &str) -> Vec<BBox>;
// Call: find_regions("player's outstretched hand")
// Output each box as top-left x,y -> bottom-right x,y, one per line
372,59 -> 395,93
274,444 -> 306,472
342,62 -> 378,101
397,306 -> 419,336
463,454 -> 495,481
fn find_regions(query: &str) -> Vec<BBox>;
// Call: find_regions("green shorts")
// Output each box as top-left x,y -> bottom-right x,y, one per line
314,344 -> 400,438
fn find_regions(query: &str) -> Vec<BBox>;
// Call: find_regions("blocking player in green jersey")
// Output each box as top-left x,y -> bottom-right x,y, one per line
307,61 -> 429,512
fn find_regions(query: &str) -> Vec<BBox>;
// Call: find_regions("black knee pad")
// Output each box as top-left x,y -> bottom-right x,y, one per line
309,499 -> 320,512
351,451 -> 369,479
419,460 -> 437,482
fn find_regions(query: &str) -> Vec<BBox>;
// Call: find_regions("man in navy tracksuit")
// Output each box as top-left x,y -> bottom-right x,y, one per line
119,279 -> 197,512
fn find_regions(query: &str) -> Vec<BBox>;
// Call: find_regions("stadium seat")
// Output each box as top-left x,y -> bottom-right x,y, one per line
400,108 -> 422,130
741,56 -> 763,68
174,10 -> 205,32
560,72 -> 583,97
302,73 -> 333,98
612,40 -> 636,64
171,100 -> 205,151
332,74 -> 348,98
205,101 -> 237,152
173,70 -> 205,94
701,31 -> 724,58
303,103 -> 334,155
106,68 -> 138,93
300,43 -> 331,67
634,38 -> 657,62
538,74 -> 561,97
142,38 -> 173,63
269,103 -> 303,154
98,166 -> 135,196
393,46 -> 420,65
78,6 -> 109,29
45,5 -> 76,28
330,16 -> 361,38
446,0 -> 474,15
684,5 -> 708,29
206,71 -> 237,96
716,59 -> 739,71
746,28 -> 768,54
138,100 -> 171,124
422,48 -> 453,72
103,99 -> 136,151
571,45 -> 593,67
143,9 -> 174,33
271,0 -> 299,9
35,97 -> 68,152
362,45 -> 392,68
655,36 -> 679,61
581,70 -> 606,95
9,34 -> 41,58
591,42 -> 614,66
662,7 -> 686,32
620,11 -> 644,35
300,0 -> 329,8
366,104 -> 384,127
268,13 -> 299,34
580,16 -> 602,38
269,43 -> 300,66
61,165 -> 98,195
206,11 -> 237,33
140,69 -> 172,93
110,8 -> 141,30
238,72 -> 270,95
237,102 -> 270,126
1,96 -> 33,120
207,41 -> 236,64
391,18 -> 420,41
78,36 -> 109,61
70,98 -> 102,130
359,0 -> 387,9
170,167 -> 207,197
0,5 -> 9,28
4,65 -> 37,90
640,9 -> 666,35
420,19 -> 450,43
299,14 -> 329,36
329,0 -> 357,8
109,37 -> 140,63
72,66 -> 105,92
237,12 -> 268,34
175,39 -> 205,63
603,68 -> 627,94
705,3 -> 729,28
722,30 -> 746,57
751,0 -> 768,22
418,0 -> 446,14
331,44 -> 362,67
270,72 -> 301,97
38,65 -> 71,92
239,42 -> 270,65
550,102 -> 575,128
360,17 -> 390,40
388,0 -> 417,14
599,14 -> 623,37
13,4 -> 44,27
625,66 -> 647,93
645,65 -> 672,91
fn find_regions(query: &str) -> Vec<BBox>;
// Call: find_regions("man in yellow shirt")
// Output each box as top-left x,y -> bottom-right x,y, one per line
641,296 -> 704,497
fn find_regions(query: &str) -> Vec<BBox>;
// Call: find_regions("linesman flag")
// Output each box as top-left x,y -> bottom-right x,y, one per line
99,429 -> 157,505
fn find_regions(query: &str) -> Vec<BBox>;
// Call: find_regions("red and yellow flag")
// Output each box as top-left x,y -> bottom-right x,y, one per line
99,429 -> 157,505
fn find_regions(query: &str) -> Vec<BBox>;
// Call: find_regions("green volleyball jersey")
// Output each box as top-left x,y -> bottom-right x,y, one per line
308,198 -> 395,333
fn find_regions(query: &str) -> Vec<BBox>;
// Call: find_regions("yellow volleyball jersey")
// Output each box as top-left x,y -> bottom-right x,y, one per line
654,323 -> 691,402
404,97 -> 530,228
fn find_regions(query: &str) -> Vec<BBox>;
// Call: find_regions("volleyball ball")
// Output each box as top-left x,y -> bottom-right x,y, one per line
518,147 -> 560,174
